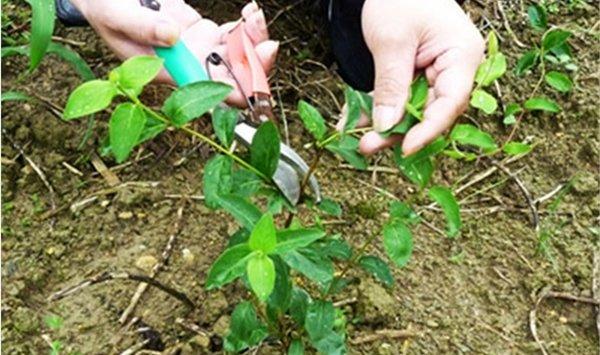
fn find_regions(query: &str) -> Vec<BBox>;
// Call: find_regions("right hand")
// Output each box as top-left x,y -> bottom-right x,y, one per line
71,0 -> 279,107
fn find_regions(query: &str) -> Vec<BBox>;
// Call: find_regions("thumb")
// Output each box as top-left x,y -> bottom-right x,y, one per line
370,40 -> 418,132
102,3 -> 181,47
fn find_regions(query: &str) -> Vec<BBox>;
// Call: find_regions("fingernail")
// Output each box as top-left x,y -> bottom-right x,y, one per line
155,21 -> 179,45
373,105 -> 398,132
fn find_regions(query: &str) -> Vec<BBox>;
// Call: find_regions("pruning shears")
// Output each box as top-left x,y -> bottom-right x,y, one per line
141,0 -> 320,205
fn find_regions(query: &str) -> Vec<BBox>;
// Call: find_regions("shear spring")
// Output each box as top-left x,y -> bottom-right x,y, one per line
205,52 -> 256,114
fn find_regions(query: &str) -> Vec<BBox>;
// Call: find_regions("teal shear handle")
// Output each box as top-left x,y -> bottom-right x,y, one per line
155,41 -> 209,86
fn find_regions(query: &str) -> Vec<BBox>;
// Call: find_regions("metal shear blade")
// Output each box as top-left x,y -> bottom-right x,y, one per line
234,122 -> 321,205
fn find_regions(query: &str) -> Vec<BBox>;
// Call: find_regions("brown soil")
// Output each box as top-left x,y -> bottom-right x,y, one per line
2,1 -> 598,354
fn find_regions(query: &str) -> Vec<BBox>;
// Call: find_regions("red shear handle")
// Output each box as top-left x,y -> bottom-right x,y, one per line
226,22 -> 271,98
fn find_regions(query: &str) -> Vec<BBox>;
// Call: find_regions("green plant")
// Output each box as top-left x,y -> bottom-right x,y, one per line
44,314 -> 64,355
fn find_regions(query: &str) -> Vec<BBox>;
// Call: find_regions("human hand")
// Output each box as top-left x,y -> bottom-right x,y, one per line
339,0 -> 484,156
71,0 -> 278,107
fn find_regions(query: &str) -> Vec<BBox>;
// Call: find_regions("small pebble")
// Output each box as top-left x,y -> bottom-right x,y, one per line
426,320 -> 439,328
182,248 -> 195,265
100,200 -> 110,208
559,316 -> 568,324
118,211 -> 134,220
135,255 -> 158,272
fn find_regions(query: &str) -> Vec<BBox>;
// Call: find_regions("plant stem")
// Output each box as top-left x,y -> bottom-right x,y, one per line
126,93 -> 268,180
317,127 -> 371,148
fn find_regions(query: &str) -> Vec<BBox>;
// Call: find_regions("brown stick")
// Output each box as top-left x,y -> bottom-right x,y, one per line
119,206 -> 185,323
49,271 -> 195,308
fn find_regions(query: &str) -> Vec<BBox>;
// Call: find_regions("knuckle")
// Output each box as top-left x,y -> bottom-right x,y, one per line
374,70 -> 409,104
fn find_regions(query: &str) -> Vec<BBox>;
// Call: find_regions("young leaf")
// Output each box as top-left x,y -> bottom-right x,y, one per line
527,4 -> 548,30
383,222 -> 413,267
343,87 -> 361,132
359,255 -> 394,287
357,91 -> 373,117
317,198 -> 342,217
487,31 -> 499,56
224,302 -> 268,353
203,155 -> 233,209
326,135 -> 367,170
524,97 -> 561,113
47,43 -> 95,81
137,116 -> 167,144
515,50 -> 540,76
29,0 -> 55,71
44,314 -> 63,330
298,100 -> 327,141
542,29 -> 571,52
231,170 -> 263,198
316,237 -> 352,260
109,103 -> 146,163
212,106 -> 238,147
281,249 -> 333,287
1,91 -> 32,102
428,186 -> 461,238
216,194 -> 262,231
450,124 -> 497,152
409,75 -> 429,111
393,138 -> 446,190
266,257 -> 292,313
470,89 -> 498,114
250,121 -> 281,178
63,80 -> 117,120
249,213 -> 277,254
475,53 -> 507,87
162,81 -> 232,126
274,228 -> 326,254
389,201 -> 420,225
247,253 -> 276,301
503,103 -> 522,125
544,71 -> 573,93
111,55 -> 163,93
503,142 -> 533,155
288,339 -> 305,355
206,244 -> 254,289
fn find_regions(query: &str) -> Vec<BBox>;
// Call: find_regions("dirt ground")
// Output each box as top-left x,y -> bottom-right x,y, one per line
1,0 -> 599,354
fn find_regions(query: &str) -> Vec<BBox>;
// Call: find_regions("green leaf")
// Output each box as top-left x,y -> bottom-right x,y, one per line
1,91 -> 32,102
544,71 -> 573,93
216,194 -> 262,231
247,253 -> 276,301
450,124 -> 497,152
359,255 -> 394,287
47,43 -> 95,81
137,115 -> 166,144
503,115 -> 517,125
298,100 -> 327,141
524,97 -> 561,113
44,314 -> 63,330
111,55 -> 163,94
393,138 -> 446,189
109,103 -> 146,163
317,198 -> 342,216
528,4 -> 548,30
542,29 -> 571,52
305,301 -> 335,341
311,332 -> 346,355
383,222 -> 413,267
357,91 -> 373,117
475,53 -> 507,87
503,103 -> 522,125
487,31 -> 499,56
428,186 -> 461,238
470,89 -> 498,114
288,339 -> 305,355
316,237 -> 352,260
503,142 -> 532,155
343,87 -> 361,132
326,135 -> 367,170
249,213 -> 277,254
203,155 -> 233,209
409,75 -> 429,111
274,228 -> 326,254
206,244 -> 254,289
162,81 -> 232,126
267,257 -> 292,313
224,302 -> 268,353
1,45 -> 28,58
389,201 -> 419,225
63,80 -> 117,120
289,287 -> 311,325
231,170 -> 263,198
515,50 -> 540,76
250,121 -> 281,178
211,106 -> 238,147
281,249 -> 333,287
29,0 -> 55,71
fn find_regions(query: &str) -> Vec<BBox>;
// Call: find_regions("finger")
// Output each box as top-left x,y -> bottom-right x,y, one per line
402,48 -> 478,156
99,2 -> 181,47
244,9 -> 269,44
160,1 -> 201,30
425,66 -> 438,86
241,2 -> 259,18
254,40 -> 279,72
370,37 -> 418,132
359,131 -> 403,156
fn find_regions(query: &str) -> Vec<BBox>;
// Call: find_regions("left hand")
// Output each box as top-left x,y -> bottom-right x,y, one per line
339,0 -> 485,156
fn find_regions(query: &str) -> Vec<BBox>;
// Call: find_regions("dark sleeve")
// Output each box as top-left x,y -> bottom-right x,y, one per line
56,0 -> 88,27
